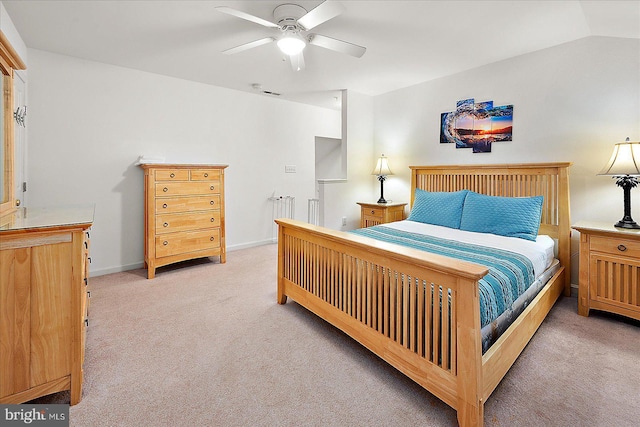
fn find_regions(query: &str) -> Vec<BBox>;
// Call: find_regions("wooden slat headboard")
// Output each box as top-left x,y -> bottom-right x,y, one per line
410,162 -> 572,294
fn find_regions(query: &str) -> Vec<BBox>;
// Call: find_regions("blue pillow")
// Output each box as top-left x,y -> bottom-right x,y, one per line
407,189 -> 469,229
459,192 -> 543,241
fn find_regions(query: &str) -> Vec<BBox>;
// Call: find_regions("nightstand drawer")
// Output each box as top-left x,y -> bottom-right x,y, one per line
364,208 -> 384,219
591,235 -> 640,258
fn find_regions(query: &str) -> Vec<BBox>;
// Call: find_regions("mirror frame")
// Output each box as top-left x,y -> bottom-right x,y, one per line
0,30 -> 26,218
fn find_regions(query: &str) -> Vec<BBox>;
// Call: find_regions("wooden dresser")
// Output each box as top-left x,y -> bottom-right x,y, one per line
141,164 -> 228,279
0,205 -> 94,405
357,202 -> 407,228
573,221 -> 640,321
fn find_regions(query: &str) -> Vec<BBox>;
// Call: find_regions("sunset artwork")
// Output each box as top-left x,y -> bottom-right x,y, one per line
440,98 -> 513,153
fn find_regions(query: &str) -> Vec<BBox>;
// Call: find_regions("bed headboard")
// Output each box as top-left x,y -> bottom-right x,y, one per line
410,162 -> 572,294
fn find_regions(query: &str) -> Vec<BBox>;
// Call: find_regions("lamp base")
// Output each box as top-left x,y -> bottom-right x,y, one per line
377,197 -> 387,204
614,218 -> 640,229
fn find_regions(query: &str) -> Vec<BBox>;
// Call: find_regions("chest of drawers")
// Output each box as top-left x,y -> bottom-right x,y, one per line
141,164 -> 228,279
0,205 -> 94,405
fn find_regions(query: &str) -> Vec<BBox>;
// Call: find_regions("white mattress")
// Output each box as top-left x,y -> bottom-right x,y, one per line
380,220 -> 555,279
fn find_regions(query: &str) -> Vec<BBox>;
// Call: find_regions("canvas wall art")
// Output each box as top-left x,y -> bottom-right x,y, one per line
440,98 -> 513,153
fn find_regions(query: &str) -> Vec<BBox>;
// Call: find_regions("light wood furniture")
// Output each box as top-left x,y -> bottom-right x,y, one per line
141,164 -> 228,279
357,201 -> 406,228
276,163 -> 571,427
0,31 -> 27,219
572,221 -> 640,321
0,205 -> 94,405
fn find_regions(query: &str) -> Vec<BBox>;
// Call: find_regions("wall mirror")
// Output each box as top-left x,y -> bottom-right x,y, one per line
0,31 -> 26,217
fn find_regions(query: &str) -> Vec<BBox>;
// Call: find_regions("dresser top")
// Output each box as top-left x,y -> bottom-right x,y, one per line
0,204 -> 95,232
139,163 -> 228,169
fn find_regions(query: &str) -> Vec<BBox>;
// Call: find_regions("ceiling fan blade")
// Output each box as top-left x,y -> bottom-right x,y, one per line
297,1 -> 345,30
290,52 -> 305,72
309,34 -> 366,58
216,6 -> 280,28
222,37 -> 275,55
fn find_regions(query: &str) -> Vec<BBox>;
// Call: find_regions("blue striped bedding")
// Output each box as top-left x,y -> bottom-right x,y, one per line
350,225 -> 536,328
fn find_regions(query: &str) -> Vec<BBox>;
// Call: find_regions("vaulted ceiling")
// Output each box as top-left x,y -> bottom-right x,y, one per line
4,1 -> 639,109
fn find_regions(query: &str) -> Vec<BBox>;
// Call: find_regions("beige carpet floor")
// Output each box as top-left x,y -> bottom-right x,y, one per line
31,244 -> 640,426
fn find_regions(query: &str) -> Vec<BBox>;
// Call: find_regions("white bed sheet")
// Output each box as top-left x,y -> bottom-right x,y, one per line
379,220 -> 555,279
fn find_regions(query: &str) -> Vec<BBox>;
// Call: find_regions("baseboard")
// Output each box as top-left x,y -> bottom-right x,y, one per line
227,239 -> 275,251
91,261 -> 145,277
90,240 -> 276,277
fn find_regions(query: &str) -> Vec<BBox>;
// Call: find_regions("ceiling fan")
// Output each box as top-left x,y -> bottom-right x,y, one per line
216,1 -> 366,71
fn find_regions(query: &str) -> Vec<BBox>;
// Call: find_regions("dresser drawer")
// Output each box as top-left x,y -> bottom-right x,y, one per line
191,169 -> 221,181
155,181 -> 221,197
591,235 -> 640,258
155,211 -> 221,234
155,169 -> 189,181
155,229 -> 221,258
156,195 -> 221,214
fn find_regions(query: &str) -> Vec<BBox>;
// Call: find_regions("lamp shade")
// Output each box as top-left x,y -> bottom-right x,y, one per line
372,154 -> 393,176
599,138 -> 640,176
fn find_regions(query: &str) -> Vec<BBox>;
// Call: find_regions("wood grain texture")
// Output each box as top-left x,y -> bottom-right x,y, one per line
573,222 -> 640,321
0,218 -> 91,405
141,164 -> 228,279
277,162 -> 571,427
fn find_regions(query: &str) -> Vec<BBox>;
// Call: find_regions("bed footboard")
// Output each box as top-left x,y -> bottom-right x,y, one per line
276,218 -> 489,426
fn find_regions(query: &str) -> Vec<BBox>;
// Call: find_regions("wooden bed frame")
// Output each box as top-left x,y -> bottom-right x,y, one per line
276,163 -> 571,426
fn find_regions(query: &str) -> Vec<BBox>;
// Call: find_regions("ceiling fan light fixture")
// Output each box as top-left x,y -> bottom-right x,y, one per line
277,32 -> 306,56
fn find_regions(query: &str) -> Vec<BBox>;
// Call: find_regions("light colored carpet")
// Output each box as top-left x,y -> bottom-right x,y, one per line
31,244 -> 640,426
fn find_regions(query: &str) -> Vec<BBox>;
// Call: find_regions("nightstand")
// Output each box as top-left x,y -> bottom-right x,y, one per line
572,221 -> 640,321
357,202 -> 407,228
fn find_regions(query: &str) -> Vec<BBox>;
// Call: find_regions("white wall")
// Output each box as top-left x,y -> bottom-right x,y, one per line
0,2 -> 27,65
315,136 -> 343,180
320,90 -> 375,230
26,49 -> 340,275
373,36 -> 640,284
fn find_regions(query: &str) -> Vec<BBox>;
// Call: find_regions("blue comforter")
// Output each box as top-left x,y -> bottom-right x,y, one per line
350,225 -> 535,328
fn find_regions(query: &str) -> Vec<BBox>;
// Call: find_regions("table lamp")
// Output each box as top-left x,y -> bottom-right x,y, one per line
372,154 -> 393,204
599,137 -> 640,229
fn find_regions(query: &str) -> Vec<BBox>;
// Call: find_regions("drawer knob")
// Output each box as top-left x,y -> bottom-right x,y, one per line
210,185 -> 215,190
162,203 -> 168,208
163,241 -> 168,246
163,222 -> 169,227
204,173 -> 209,177
618,244 -> 627,252
211,218 -> 215,222
371,210 -> 375,214
210,237 -> 215,241
210,200 -> 215,205
163,187 -> 168,192
170,173 -> 175,178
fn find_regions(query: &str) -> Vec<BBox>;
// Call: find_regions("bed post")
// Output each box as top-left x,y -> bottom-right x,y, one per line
456,276 -> 484,427
276,220 -> 287,304
558,165 -> 572,296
